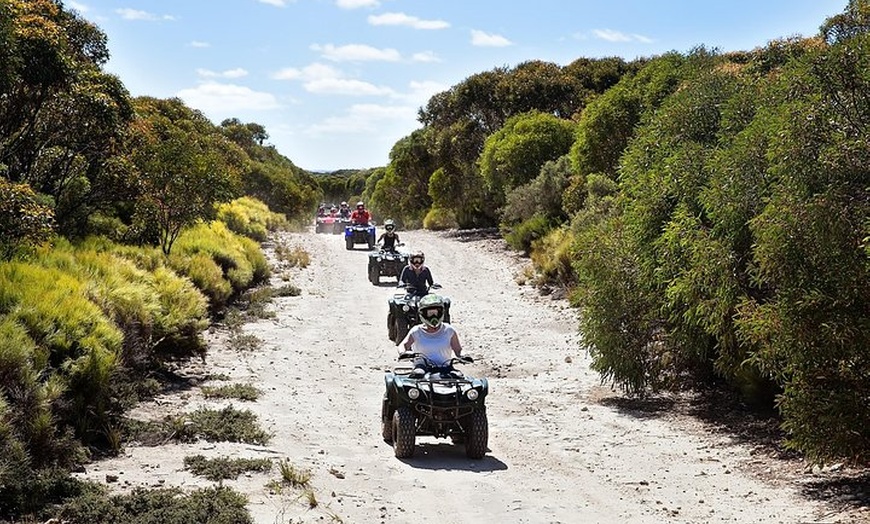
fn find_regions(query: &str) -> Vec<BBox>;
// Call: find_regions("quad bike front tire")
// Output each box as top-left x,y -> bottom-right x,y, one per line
393,316 -> 409,346
464,409 -> 488,459
381,395 -> 393,443
369,263 -> 379,285
367,234 -> 375,250
392,406 -> 416,458
387,312 -> 396,341
345,236 -> 353,250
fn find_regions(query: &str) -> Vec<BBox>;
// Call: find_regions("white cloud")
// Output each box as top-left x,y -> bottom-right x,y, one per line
176,82 -> 281,116
411,51 -> 441,63
591,29 -> 653,43
470,29 -> 512,47
307,103 -> 416,134
67,1 -> 88,13
336,0 -> 380,8
116,8 -> 175,21
272,63 -> 342,81
189,41 -> 210,48
304,78 -> 394,96
197,68 -> 249,79
257,0 -> 288,6
273,62 -> 392,96
311,43 -> 401,62
368,12 -> 449,30
401,80 -> 448,104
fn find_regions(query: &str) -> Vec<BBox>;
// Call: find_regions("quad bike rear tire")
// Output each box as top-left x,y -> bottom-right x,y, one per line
345,236 -> 353,250
394,316 -> 409,346
465,409 -> 488,459
381,395 -> 393,443
392,406 -> 416,458
369,263 -> 379,285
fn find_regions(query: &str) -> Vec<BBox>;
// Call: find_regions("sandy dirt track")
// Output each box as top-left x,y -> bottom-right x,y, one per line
79,229 -> 866,524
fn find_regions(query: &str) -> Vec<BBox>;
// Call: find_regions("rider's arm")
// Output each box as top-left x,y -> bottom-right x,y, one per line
425,268 -> 434,287
450,331 -> 462,356
401,331 -> 415,352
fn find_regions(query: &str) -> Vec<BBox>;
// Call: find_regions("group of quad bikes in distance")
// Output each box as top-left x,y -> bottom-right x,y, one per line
313,203 -> 490,459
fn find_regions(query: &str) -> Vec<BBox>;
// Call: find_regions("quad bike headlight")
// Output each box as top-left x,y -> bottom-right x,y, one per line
402,305 -> 410,312
408,388 -> 421,400
466,389 -> 479,401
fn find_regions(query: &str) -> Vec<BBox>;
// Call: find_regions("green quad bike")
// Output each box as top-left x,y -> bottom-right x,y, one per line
381,352 -> 489,459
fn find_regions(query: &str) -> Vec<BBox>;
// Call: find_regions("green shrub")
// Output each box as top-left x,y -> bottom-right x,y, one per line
56,484 -> 253,524
217,196 -> 288,241
187,406 -> 271,445
173,221 -> 270,299
529,226 -> 575,286
504,213 -> 552,255
422,207 -> 457,231
184,455 -> 272,481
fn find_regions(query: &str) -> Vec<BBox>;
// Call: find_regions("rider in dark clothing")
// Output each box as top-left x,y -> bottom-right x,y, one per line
377,219 -> 400,251
399,251 -> 433,297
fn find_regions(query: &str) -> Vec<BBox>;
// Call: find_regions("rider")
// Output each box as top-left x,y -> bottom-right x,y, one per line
377,219 -> 400,251
351,201 -> 371,225
399,250 -> 433,297
316,203 -> 327,217
399,294 -> 462,372
338,201 -> 351,219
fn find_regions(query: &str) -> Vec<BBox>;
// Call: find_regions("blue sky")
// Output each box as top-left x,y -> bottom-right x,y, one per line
69,0 -> 848,172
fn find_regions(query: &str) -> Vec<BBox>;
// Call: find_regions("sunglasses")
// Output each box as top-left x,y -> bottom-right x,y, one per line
410,259 -> 423,265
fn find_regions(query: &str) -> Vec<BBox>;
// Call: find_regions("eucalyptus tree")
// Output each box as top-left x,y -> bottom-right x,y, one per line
127,97 -> 244,254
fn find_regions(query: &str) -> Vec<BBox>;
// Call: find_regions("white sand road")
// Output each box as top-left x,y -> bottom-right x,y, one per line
78,229 -> 866,524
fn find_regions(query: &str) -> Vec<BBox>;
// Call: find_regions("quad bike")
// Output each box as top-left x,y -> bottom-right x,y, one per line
386,284 -> 450,344
382,353 -> 489,459
315,215 -> 336,234
368,244 -> 408,285
333,216 -> 351,235
345,223 -> 376,250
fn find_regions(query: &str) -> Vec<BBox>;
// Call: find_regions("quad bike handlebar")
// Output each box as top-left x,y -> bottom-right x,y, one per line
398,352 -> 473,366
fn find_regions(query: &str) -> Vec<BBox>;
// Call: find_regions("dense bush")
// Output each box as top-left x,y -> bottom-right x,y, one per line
422,207 -> 458,231
217,196 -> 289,241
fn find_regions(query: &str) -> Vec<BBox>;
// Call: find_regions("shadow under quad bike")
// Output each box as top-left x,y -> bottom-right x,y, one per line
345,223 -> 376,250
386,284 -> 451,344
368,245 -> 408,285
382,353 -> 489,459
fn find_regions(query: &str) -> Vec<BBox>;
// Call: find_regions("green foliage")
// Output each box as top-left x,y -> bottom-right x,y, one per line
529,226 -> 576,286
187,406 -> 272,445
0,0 -> 135,238
480,110 -> 575,197
171,221 -> 270,306
565,11 -> 870,462
502,155 -> 573,226
367,130 -> 435,224
184,455 -> 272,481
55,484 -> 253,524
422,207 -> 457,231
504,213 -> 553,255
127,97 -> 243,254
201,383 -> 260,401
217,196 -> 289,241
0,179 -> 55,259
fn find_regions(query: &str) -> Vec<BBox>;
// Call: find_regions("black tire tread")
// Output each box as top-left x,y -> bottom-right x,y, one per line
392,407 -> 415,458
465,409 -> 488,459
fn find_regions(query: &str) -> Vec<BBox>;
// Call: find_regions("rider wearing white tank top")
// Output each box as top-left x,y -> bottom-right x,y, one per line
405,323 -> 458,367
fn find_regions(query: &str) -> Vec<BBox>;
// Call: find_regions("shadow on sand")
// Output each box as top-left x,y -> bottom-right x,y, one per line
393,441 -> 507,472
